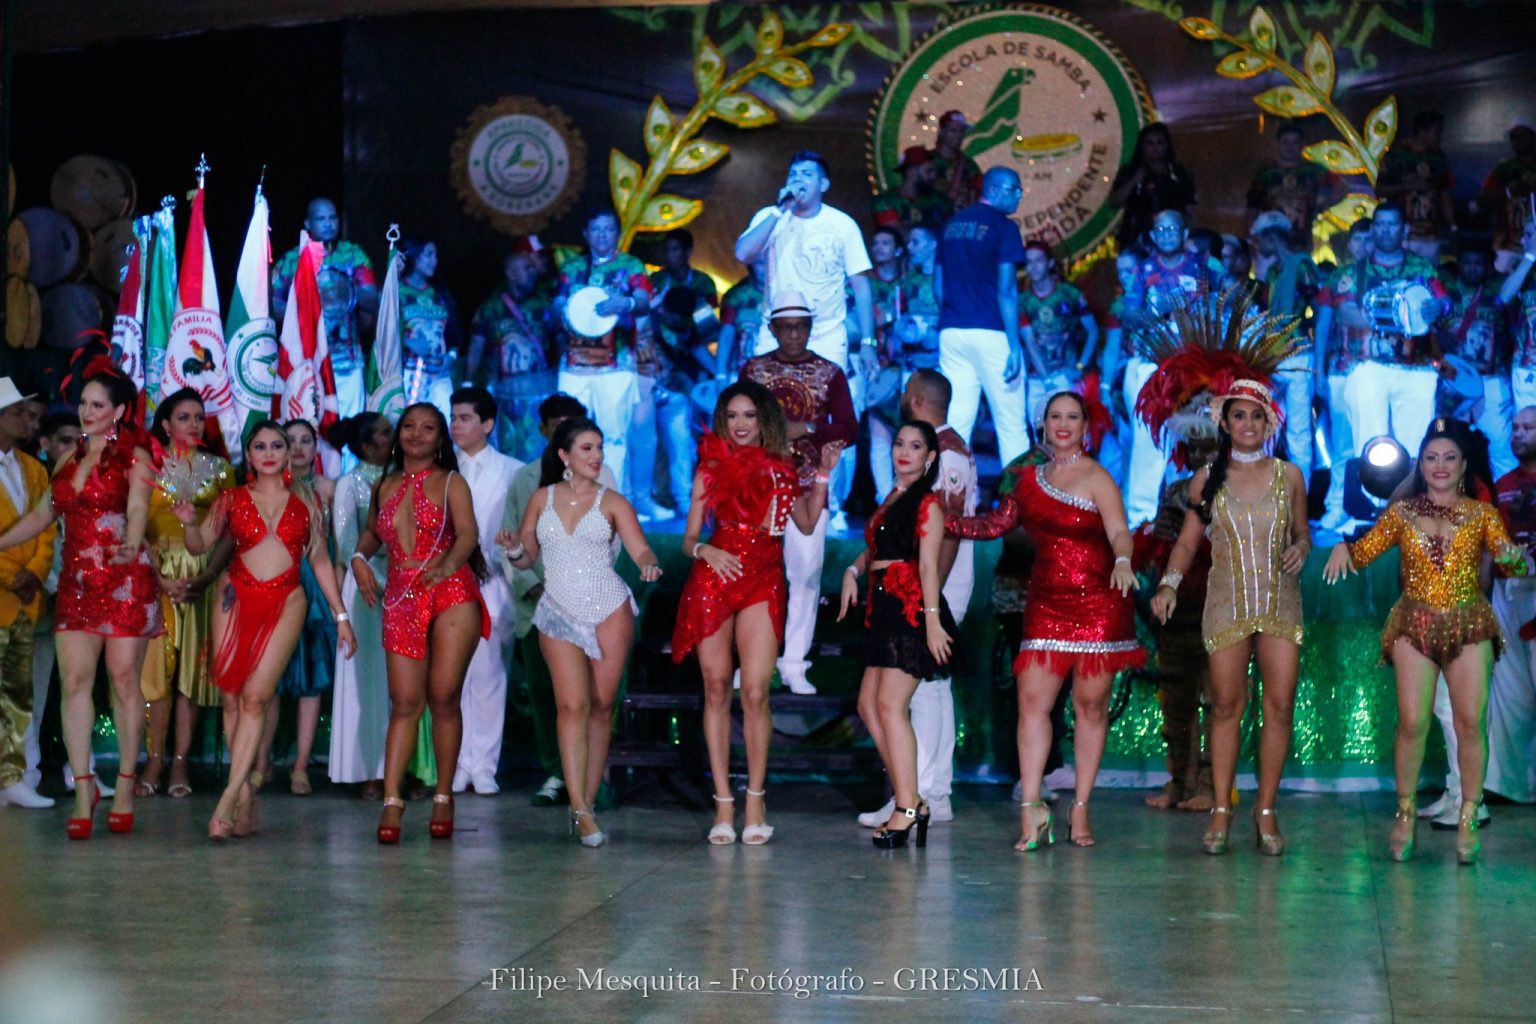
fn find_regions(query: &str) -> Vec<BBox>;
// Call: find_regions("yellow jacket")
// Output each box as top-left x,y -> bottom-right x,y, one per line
0,450 -> 57,626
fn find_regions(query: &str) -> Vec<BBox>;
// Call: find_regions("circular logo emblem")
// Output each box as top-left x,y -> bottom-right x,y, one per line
452,97 -> 586,236
228,316 -> 277,411
869,6 -> 1151,260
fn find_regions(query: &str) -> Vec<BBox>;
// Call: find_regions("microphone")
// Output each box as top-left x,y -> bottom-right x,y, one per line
776,186 -> 797,210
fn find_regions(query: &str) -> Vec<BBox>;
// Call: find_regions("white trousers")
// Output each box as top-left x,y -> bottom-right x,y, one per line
779,509 -> 828,678
1511,365 -> 1536,419
1274,353 -> 1314,484
758,325 -> 853,514
558,368 -> 640,492
1343,360 -> 1437,457
22,616 -> 54,789
1486,577 -> 1536,802
912,543 -> 975,803
1122,355 -> 1167,528
1322,374 -> 1353,525
939,328 -> 1030,465
1478,376 -> 1516,480
457,579 -> 513,780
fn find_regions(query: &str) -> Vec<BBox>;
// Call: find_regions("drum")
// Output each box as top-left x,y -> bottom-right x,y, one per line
41,283 -> 109,350
1364,280 -> 1435,338
563,285 -> 618,340
1439,353 -> 1483,400
90,218 -> 137,291
49,155 -> 136,230
17,207 -> 91,287
5,278 -> 41,349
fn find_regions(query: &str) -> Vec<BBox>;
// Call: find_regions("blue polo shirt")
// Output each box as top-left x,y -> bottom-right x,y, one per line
938,203 -> 1026,331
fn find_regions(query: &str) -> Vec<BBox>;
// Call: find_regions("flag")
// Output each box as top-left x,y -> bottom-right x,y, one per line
143,204 -> 178,414
275,232 -> 341,442
224,189 -> 277,444
365,249 -> 404,419
109,217 -> 151,414
162,181 -> 241,449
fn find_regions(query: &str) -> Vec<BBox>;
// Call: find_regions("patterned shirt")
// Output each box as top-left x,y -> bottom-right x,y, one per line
928,149 -> 982,210
872,189 -> 952,230
398,281 -> 461,381
1018,281 -> 1090,372
1438,277 -> 1509,374
468,287 -> 554,400
1245,161 -> 1337,249
1509,278 -> 1536,370
1483,156 -> 1536,252
739,351 -> 857,487
1137,251 -> 1220,317
1259,250 -> 1321,319
558,252 -> 654,371
719,276 -> 765,377
272,240 -> 376,378
1316,252 -> 1447,364
935,425 -> 978,520
1379,145 -> 1455,242
1497,466 -> 1536,548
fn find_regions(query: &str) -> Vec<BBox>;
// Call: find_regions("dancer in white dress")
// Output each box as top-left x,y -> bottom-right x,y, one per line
501,417 -> 661,846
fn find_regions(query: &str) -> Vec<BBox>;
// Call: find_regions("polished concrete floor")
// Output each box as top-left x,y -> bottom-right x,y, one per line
3,776 -> 1532,1024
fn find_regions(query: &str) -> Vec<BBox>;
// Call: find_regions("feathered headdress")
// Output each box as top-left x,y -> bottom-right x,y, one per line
1132,283 -> 1305,468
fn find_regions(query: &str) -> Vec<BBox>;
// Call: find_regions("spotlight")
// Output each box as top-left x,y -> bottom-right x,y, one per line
1359,436 -> 1411,500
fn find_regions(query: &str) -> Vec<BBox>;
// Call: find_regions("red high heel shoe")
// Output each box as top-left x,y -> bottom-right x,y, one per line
67,772 -> 100,840
429,794 -> 454,839
377,797 -> 405,844
107,772 -> 137,834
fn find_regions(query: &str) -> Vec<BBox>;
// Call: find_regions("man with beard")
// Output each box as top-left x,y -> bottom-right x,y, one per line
873,147 -> 951,230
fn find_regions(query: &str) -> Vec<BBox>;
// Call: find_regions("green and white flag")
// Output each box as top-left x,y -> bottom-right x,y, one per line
224,189 -> 277,444
365,248 -> 404,419
143,203 -> 178,415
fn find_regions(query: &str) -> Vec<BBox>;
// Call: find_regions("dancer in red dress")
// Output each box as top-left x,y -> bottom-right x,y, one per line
0,360 -> 161,838
178,421 -> 355,840
351,404 -> 490,843
949,392 -> 1143,850
673,380 -> 839,845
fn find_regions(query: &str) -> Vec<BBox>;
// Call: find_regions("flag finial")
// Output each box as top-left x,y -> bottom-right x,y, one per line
256,164 -> 267,196
160,195 -> 176,212
386,224 -> 400,251
195,153 -> 211,187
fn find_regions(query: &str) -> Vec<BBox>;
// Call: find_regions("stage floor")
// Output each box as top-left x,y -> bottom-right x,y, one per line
4,775 -> 1531,1023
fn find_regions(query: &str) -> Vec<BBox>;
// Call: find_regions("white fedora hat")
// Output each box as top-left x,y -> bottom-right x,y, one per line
0,377 -> 37,412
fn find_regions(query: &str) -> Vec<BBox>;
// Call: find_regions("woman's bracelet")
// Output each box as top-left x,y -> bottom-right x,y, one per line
334,612 -> 350,624
1114,555 -> 1131,566
349,552 -> 369,565
814,472 -> 830,485
921,606 -> 940,614
844,564 -> 861,578
505,542 -> 526,560
1158,570 -> 1183,591
692,541 -> 706,558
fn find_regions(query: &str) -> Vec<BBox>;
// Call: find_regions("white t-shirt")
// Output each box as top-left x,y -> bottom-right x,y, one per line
748,203 -> 871,343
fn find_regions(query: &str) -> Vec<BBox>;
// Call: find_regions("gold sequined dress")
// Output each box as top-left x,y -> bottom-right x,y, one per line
139,454 -> 234,706
1348,495 -> 1511,666
1202,460 -> 1305,654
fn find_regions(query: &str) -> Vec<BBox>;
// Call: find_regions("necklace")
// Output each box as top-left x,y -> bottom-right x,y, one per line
564,481 -> 594,507
1231,448 -> 1266,463
1051,449 -> 1083,467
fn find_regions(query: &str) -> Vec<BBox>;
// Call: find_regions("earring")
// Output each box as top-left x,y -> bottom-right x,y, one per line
106,419 -> 120,444
562,464 -> 573,483
282,467 -> 293,488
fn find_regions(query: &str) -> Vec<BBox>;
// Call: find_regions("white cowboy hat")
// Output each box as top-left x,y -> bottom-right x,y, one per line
0,377 -> 37,412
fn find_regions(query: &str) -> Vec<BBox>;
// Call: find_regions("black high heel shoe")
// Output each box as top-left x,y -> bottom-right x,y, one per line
871,803 -> 929,849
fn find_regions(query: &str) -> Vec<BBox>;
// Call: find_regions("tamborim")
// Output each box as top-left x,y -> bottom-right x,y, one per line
1364,280 -> 1435,338
563,285 -> 618,341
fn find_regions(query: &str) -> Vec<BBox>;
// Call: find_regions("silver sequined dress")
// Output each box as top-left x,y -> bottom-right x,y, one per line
532,485 -> 636,659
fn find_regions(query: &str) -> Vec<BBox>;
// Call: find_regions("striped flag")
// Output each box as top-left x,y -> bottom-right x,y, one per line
275,232 -> 341,468
224,189 -> 277,444
162,181 -> 241,449
143,204 -> 178,413
365,249 -> 404,419
109,218 -> 151,407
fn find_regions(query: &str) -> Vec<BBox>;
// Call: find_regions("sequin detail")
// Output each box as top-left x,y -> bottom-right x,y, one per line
212,487 -> 309,694
1202,460 -> 1304,653
533,485 -> 635,660
1035,464 -> 1097,512
376,470 -> 489,660
51,448 -> 163,638
672,522 -> 785,663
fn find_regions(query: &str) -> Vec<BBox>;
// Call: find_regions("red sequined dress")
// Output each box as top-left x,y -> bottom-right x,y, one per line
863,492 -> 959,681
211,487 -> 310,694
377,469 -> 489,660
949,464 -> 1144,677
672,435 -> 801,662
51,445 -> 163,638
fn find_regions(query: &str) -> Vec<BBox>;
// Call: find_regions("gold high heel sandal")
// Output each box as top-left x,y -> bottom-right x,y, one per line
1067,800 -> 1095,847
1252,807 -> 1284,857
1015,800 -> 1054,852
1388,796 -> 1416,862
1455,799 -> 1481,866
1202,807 -> 1232,855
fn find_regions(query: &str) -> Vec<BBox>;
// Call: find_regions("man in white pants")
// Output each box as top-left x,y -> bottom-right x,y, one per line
1315,218 -> 1374,531
740,293 -> 859,695
1500,221 -> 1536,413
449,388 -> 521,795
1252,211 -> 1321,484
554,207 -> 655,490
859,370 -> 976,826
936,166 -> 1030,465
1483,407 -> 1536,805
737,151 -> 872,690
1438,243 -> 1516,477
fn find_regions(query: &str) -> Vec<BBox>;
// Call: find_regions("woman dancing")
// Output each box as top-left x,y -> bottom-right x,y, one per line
1324,419 -> 1522,865
671,382 -> 838,845
0,360 -> 162,838
351,403 -> 489,843
178,421 -> 356,839
266,418 -> 337,796
502,417 -> 661,847
1151,381 -> 1308,856
137,388 -> 233,799
838,420 -> 954,849
949,392 -> 1142,850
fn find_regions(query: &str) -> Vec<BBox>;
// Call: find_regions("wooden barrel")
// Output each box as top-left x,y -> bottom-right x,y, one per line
17,207 -> 91,287
40,282 -> 108,350
49,155 -> 136,230
7,218 -> 30,279
5,278 -> 42,349
90,218 -> 136,291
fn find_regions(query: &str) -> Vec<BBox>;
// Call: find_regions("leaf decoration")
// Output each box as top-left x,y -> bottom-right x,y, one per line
1179,17 -> 1222,41
755,12 -> 783,57
1303,33 -> 1335,96
1320,192 -> 1379,231
1303,140 -> 1367,176
808,23 -> 853,47
711,92 -> 776,128
644,98 -> 675,158
609,151 -> 643,210
671,139 -> 729,175
1364,97 -> 1398,161
637,194 -> 703,230
694,38 -> 724,95
1217,51 -> 1271,79
763,56 -> 813,89
1253,86 -> 1324,118
1248,7 -> 1278,52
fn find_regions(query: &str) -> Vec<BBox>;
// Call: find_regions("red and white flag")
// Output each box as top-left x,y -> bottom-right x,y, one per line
109,218 -> 151,412
162,181 -> 241,448
275,232 -> 341,468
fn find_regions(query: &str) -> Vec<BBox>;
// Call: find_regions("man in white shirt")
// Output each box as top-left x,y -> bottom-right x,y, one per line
449,388 -> 522,795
